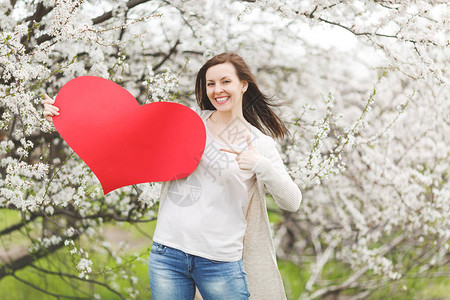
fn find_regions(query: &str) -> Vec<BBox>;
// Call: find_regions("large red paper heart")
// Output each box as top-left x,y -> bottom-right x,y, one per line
53,76 -> 206,194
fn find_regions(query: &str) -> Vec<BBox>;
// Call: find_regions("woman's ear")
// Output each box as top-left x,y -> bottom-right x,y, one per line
242,81 -> 248,93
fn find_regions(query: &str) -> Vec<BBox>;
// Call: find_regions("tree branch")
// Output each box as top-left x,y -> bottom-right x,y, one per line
308,233 -> 406,299
34,208 -> 156,223
11,272 -> 90,299
35,0 -> 153,46
315,17 -> 437,46
92,0 -> 151,25
0,234 -> 78,279
0,215 -> 38,236
305,239 -> 339,291
153,39 -> 180,71
29,264 -> 127,300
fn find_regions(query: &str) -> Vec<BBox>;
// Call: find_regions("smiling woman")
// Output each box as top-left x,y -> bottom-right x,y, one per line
42,52 -> 302,300
150,52 -> 302,300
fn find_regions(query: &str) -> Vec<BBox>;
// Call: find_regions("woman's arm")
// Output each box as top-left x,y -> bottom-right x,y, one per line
251,136 -> 302,212
220,133 -> 302,212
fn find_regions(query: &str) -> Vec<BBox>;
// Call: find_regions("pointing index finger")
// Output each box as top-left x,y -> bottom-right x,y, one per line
220,148 -> 240,155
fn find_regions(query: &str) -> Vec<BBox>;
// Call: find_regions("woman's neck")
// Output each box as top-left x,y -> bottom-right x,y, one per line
209,110 -> 246,126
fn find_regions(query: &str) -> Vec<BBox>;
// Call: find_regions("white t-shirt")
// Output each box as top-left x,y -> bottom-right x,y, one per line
153,117 -> 256,261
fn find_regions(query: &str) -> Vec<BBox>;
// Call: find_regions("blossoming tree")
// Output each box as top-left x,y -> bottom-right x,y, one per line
0,0 -> 448,299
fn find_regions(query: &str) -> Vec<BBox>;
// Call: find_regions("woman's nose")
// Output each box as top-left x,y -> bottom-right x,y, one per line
214,83 -> 224,93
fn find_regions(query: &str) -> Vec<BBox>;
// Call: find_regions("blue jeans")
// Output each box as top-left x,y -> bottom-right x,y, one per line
148,242 -> 250,300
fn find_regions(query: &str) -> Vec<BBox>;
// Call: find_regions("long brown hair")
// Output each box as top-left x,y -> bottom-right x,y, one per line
195,52 -> 289,140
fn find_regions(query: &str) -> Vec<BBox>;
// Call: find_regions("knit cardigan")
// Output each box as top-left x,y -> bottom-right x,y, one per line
156,110 -> 302,299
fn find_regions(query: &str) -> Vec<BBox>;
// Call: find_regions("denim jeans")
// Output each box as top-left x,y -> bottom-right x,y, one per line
148,242 -> 250,300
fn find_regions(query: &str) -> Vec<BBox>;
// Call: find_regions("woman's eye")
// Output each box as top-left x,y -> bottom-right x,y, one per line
223,80 -> 230,84
207,82 -> 214,86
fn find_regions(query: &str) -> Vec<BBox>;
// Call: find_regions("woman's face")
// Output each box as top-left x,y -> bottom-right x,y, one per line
205,62 -> 248,114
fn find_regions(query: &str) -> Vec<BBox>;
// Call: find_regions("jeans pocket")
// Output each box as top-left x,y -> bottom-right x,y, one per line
150,242 -> 167,254
238,259 -> 248,275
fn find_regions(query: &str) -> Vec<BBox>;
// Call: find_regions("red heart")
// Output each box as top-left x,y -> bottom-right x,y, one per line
53,76 -> 206,194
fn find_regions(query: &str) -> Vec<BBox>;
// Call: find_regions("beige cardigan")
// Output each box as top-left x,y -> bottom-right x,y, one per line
157,110 -> 302,299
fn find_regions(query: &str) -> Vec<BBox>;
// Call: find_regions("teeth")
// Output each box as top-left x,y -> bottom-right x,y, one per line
216,97 -> 229,103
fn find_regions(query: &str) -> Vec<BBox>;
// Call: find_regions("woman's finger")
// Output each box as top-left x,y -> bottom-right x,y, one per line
42,100 -> 56,105
44,93 -> 55,103
46,109 -> 59,116
43,105 -> 59,114
44,110 -> 59,117
44,103 -> 59,111
43,106 -> 59,117
43,113 -> 53,122
220,148 -> 240,155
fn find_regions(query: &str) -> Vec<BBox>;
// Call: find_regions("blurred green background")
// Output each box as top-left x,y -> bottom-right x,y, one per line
1,207 -> 449,300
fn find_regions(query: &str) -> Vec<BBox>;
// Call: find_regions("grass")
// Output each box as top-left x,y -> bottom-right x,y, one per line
369,274 -> 450,300
0,214 -> 156,300
1,207 -> 449,300
3,254 -> 449,299
279,258 -> 450,300
0,209 -> 22,226
0,247 -> 152,299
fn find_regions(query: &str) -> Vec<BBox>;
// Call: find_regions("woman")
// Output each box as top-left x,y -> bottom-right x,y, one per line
43,52 -> 302,300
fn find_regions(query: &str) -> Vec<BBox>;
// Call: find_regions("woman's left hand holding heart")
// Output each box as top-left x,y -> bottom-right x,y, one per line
220,135 -> 261,171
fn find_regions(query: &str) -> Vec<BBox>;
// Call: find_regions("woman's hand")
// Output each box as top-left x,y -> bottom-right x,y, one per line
42,94 -> 59,122
220,135 -> 261,171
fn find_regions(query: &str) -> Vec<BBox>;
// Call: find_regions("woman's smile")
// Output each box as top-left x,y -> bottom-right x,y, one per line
215,96 -> 230,104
